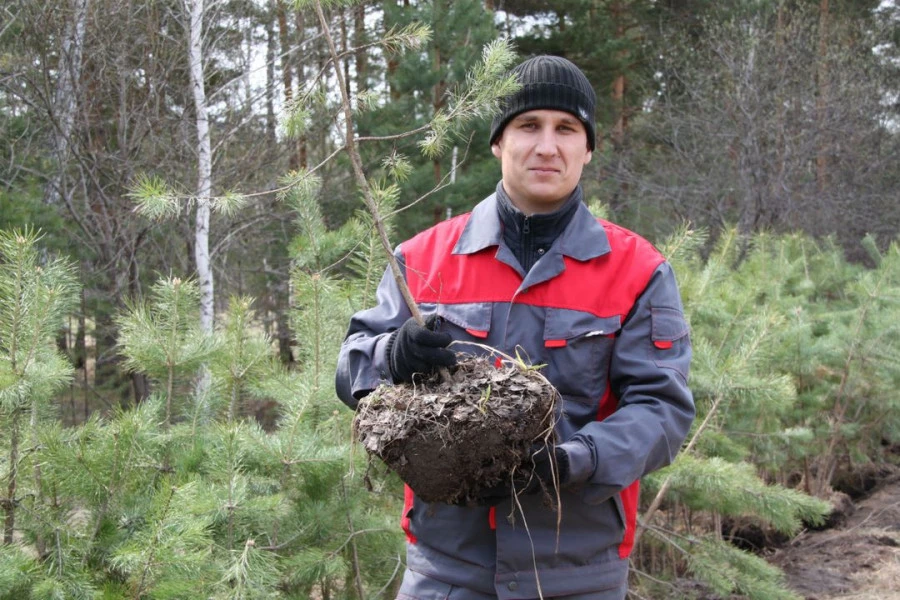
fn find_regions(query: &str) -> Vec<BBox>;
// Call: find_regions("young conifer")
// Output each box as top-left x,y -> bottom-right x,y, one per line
634,227 -> 832,598
0,228 -> 85,595
280,180 -> 407,598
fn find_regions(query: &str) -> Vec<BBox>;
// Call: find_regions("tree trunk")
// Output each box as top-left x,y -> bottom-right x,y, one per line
432,45 -> 445,187
44,0 -> 90,208
608,0 -> 631,212
185,0 -> 214,333
277,0 -> 300,170
354,2 -> 368,93
815,0 -> 830,194
94,302 -> 131,409
610,75 -> 626,148
385,0 -> 406,103
75,286 -> 86,371
294,7 -> 308,168
242,15 -> 253,112
3,409 -> 21,545
610,0 -> 628,148
266,0 -> 277,144
431,8 -> 446,202
30,398 -> 46,556
340,6 -> 352,100
772,3 -> 788,225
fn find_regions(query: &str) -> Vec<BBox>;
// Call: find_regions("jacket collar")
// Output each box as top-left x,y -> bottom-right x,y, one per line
453,185 -> 611,262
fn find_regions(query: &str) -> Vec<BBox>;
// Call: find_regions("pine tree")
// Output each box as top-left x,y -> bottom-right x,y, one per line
0,228 -> 84,594
0,225 -> 400,599
632,227 -> 834,599
278,161 -> 408,599
627,228 -> 900,598
363,0 -> 502,237
116,277 -> 220,430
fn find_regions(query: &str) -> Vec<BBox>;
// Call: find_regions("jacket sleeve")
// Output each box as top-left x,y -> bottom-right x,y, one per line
334,251 -> 412,409
564,261 -> 695,500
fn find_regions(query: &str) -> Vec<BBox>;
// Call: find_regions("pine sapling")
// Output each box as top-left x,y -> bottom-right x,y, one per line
0,229 -> 77,547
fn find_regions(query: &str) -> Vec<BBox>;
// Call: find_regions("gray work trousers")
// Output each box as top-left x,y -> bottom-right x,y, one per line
396,569 -> 628,600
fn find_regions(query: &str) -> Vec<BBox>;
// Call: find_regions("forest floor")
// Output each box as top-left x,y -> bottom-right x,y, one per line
770,465 -> 900,600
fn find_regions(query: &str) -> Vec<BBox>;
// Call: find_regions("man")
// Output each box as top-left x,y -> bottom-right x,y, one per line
335,55 -> 694,600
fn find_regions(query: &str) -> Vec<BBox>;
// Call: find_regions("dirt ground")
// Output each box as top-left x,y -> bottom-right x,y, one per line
770,467 -> 900,600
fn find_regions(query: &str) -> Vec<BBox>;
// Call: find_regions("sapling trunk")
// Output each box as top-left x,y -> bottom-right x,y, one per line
634,392 -> 720,548
135,484 -> 176,599
30,399 -> 46,556
3,408 -> 21,545
812,270 -> 881,497
312,1 -> 448,380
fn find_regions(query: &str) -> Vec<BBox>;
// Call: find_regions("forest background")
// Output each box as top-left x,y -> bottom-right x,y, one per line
2,0 -> 900,598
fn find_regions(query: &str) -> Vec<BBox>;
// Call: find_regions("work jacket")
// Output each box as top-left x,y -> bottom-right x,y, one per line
335,190 -> 694,599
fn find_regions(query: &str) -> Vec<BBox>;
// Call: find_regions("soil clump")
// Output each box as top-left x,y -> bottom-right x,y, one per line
353,355 -> 558,505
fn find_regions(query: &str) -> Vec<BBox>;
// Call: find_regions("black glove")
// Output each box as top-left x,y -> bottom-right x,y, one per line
530,443 -> 570,491
385,316 -> 457,383
470,443 -> 570,506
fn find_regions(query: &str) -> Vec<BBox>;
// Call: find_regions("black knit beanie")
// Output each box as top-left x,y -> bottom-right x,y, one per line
490,55 -> 596,151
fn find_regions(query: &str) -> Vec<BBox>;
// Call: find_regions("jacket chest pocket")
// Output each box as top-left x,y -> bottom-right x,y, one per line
543,309 -> 621,400
433,302 -> 494,353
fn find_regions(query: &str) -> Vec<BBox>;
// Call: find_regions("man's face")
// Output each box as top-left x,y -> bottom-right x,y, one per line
491,109 -> 592,215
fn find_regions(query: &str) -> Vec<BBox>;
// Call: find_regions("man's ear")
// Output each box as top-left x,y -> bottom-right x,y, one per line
583,148 -> 592,165
491,142 -> 502,159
